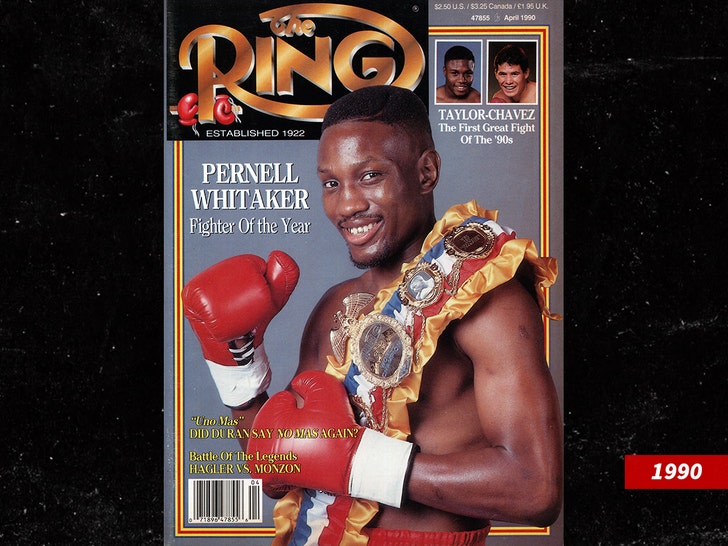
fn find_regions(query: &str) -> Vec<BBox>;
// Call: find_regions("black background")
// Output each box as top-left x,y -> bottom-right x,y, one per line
2,1 -> 727,544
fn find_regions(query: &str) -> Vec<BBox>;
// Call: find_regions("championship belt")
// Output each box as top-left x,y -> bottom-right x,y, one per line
271,201 -> 560,545
332,214 -> 514,433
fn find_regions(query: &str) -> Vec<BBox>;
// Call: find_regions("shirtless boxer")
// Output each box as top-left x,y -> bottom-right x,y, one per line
490,44 -> 538,104
183,86 -> 562,545
436,45 -> 482,104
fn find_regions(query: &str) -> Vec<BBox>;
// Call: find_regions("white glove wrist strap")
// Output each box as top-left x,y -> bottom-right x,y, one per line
206,343 -> 271,407
348,428 -> 415,508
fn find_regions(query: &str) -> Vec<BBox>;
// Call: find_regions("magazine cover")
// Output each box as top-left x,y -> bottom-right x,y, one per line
164,1 -> 563,544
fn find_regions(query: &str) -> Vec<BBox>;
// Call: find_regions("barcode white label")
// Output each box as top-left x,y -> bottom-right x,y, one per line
188,479 -> 263,523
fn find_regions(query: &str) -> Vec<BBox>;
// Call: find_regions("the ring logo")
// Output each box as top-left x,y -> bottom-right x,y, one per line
168,2 -> 426,139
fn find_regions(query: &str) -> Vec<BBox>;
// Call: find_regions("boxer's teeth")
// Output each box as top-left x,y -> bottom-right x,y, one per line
349,223 -> 374,235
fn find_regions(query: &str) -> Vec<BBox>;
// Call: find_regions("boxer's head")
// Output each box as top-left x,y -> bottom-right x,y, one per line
441,46 -> 476,100
318,86 -> 440,269
493,45 -> 531,102
321,85 -> 434,151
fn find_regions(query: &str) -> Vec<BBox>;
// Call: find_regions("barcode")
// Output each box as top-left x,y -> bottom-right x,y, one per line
188,479 -> 263,523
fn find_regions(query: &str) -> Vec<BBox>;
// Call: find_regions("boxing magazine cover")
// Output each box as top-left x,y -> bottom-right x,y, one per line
164,1 -> 563,543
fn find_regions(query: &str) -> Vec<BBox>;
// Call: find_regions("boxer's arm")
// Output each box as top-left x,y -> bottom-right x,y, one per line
182,252 -> 299,450
407,279 -> 562,527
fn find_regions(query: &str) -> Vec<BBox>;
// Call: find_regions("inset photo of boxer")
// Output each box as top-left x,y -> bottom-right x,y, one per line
435,40 -> 483,104
487,41 -> 538,104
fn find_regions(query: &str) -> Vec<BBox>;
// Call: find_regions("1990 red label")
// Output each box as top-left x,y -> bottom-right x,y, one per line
625,455 -> 728,489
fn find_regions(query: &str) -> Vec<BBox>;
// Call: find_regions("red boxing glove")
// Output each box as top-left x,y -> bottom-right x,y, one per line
249,371 -> 416,507
182,251 -> 299,407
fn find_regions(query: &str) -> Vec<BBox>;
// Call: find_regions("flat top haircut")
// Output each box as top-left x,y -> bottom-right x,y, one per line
444,45 -> 475,63
321,86 -> 434,149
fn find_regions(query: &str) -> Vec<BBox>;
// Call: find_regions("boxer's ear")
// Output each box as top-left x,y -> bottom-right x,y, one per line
418,149 -> 440,194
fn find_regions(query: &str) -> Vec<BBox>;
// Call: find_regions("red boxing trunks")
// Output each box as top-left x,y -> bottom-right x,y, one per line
363,526 -> 490,546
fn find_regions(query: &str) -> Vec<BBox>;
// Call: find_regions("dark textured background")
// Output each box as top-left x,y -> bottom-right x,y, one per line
2,1 -> 727,544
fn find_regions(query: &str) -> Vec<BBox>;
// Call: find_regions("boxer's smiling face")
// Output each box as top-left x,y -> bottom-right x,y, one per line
318,120 -> 436,270
443,59 -> 475,99
495,62 -> 530,101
